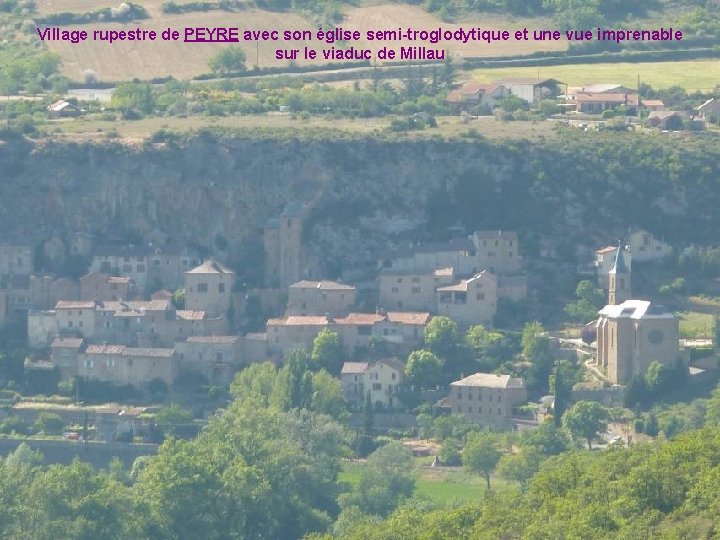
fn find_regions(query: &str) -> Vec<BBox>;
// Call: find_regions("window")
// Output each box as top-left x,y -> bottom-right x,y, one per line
197,283 -> 208,293
477,293 -> 485,300
468,406 -> 472,413
488,251 -> 496,257
411,286 -> 421,294
497,408 -> 501,415
358,326 -> 371,336
391,373 -> 396,380
68,321 -> 73,328
124,256 -> 130,262
509,251 -> 513,257
373,383 -> 381,391
411,277 -> 420,283
105,321 -> 111,328
137,264 -> 146,272
216,352 -> 223,361
495,240 -> 499,246
391,287 -> 399,294
79,321 -> 83,328
219,283 -> 225,293
122,264 -> 132,273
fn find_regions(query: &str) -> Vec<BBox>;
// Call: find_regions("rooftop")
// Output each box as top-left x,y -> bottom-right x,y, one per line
186,259 -> 234,275
186,335 -> 239,344
341,361 -> 369,374
451,372 -> 525,389
289,280 -> 355,291
51,337 -> 84,349
55,300 -> 96,310
598,299 -> 675,320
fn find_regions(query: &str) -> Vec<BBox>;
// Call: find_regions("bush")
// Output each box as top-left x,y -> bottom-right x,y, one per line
33,412 -> 64,435
0,416 -> 28,435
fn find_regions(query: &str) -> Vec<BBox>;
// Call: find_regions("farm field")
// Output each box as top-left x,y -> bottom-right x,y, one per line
34,2 -> 567,82
339,460 -> 498,506
40,113 -> 561,142
677,311 -> 714,339
468,60 -> 720,92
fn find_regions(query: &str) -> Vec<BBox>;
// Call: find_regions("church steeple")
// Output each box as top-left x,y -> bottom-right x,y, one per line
608,243 -> 631,305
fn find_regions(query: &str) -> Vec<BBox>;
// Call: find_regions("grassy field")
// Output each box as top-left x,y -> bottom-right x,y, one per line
339,459 -> 504,506
468,60 -> 720,92
32,2 -> 566,82
40,113 -> 561,142
677,311 -> 714,339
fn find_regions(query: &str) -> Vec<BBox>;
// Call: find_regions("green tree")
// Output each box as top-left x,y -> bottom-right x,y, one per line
562,400 -> 608,450
209,47 -> 247,75
311,329 -> 345,375
424,316 -> 461,357
521,420 -> 570,456
111,82 -> 154,114
465,325 -> 504,371
405,349 -> 443,389
285,347 -> 314,410
358,390 -> 374,457
523,322 -> 554,392
497,448 -> 542,491
339,442 -> 415,517
550,363 -> 572,426
439,438 -> 461,465
310,369 -> 347,419
156,402 -> 193,438
565,280 -> 604,323
462,432 -> 501,490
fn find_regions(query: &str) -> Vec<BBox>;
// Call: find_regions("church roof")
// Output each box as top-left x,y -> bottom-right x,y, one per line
598,300 -> 675,320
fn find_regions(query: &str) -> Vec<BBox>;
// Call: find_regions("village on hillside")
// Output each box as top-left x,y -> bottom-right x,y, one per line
1,194 -> 711,443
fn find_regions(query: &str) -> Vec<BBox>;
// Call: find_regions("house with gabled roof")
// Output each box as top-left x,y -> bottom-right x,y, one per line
185,259 -> 234,317
436,271 -> 498,327
286,279 -> 356,316
341,357 -> 405,410
447,372 -> 527,428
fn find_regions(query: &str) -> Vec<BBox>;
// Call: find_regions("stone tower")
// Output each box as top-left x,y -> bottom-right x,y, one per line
608,243 -> 631,306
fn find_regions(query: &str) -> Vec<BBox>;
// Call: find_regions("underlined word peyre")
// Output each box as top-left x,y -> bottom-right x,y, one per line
184,27 -> 240,42
184,38 -> 240,42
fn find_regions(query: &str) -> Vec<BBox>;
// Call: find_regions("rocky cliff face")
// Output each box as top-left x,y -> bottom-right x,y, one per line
0,130 -> 717,278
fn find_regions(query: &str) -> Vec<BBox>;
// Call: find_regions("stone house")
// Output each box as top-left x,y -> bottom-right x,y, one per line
78,344 -> 177,388
471,230 -> 522,275
0,241 -> 32,277
341,357 -> 405,410
447,372 -> 527,429
91,244 -> 151,292
185,259 -> 235,318
175,335 -> 243,385
147,246 -> 201,291
445,83 -> 508,112
50,337 -> 85,379
698,98 -> 720,123
286,280 -> 355,316
494,77 -> 563,104
436,271 -> 498,328
628,229 -> 673,263
266,311 -> 430,358
80,271 -> 130,302
378,267 -> 454,312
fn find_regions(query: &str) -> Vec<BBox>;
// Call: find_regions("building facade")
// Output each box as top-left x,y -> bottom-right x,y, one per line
447,373 -> 527,428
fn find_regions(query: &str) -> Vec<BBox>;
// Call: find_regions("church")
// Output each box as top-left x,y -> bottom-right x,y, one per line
595,245 -> 680,385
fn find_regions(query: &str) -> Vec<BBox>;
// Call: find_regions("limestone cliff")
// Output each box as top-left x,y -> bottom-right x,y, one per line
0,130 -> 716,279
